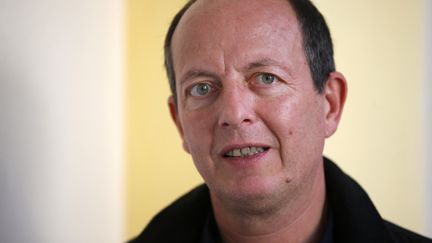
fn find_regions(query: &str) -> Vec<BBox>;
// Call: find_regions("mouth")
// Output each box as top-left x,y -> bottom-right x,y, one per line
223,146 -> 270,158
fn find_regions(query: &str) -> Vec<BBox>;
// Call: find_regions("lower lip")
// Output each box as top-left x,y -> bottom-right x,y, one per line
223,149 -> 269,168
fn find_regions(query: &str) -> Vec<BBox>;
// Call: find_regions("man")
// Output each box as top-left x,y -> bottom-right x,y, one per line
131,0 -> 431,242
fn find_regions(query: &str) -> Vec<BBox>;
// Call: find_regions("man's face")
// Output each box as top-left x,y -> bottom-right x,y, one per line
170,0 -> 339,207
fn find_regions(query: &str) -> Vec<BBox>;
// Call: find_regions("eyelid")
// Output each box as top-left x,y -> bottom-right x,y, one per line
250,72 -> 280,85
185,81 -> 220,97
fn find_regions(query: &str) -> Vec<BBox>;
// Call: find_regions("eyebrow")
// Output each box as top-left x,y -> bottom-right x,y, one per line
243,58 -> 294,79
179,58 -> 290,84
179,70 -> 219,85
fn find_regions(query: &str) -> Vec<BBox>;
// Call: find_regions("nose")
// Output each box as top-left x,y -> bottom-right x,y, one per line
217,86 -> 255,129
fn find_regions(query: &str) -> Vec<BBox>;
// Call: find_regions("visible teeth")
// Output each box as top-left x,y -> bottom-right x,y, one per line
241,147 -> 250,155
233,149 -> 242,157
225,146 -> 266,157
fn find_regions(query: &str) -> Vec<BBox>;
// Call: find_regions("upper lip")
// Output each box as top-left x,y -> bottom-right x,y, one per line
220,143 -> 271,156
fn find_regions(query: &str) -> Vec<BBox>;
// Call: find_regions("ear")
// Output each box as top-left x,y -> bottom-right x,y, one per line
168,96 -> 190,153
323,72 -> 347,138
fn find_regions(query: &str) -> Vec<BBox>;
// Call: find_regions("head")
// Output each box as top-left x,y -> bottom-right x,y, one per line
166,0 -> 347,212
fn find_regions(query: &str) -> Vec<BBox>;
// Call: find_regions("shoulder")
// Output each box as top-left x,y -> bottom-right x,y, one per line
129,184 -> 211,243
323,157 -> 432,242
385,221 -> 432,243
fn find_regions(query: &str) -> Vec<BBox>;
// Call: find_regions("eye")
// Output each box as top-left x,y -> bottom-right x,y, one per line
256,73 -> 277,85
189,83 -> 213,97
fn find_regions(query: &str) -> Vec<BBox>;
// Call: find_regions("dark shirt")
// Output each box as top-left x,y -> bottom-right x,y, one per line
321,210 -> 334,243
130,157 -> 432,243
200,207 -> 334,243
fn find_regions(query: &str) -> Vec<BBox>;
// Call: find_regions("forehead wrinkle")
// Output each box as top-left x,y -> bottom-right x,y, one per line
244,58 -> 285,70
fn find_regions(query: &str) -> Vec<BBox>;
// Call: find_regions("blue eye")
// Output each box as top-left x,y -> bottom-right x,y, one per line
256,73 -> 276,84
190,83 -> 212,97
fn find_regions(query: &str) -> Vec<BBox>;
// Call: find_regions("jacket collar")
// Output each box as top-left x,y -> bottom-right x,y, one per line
324,157 -> 393,242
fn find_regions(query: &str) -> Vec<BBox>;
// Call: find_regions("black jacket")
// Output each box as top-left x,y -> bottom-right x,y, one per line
131,158 -> 431,243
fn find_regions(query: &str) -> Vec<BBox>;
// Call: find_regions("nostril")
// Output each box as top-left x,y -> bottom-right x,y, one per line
243,118 -> 252,123
221,118 -> 252,128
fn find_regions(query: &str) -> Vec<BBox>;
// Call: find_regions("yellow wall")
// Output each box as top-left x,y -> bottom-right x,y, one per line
317,0 -> 426,234
126,0 -> 203,239
126,0 -> 427,240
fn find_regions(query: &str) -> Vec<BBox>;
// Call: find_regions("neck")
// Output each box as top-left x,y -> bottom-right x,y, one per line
211,164 -> 327,243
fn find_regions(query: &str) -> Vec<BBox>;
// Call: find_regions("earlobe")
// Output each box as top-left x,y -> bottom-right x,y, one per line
168,96 -> 190,153
323,72 -> 348,138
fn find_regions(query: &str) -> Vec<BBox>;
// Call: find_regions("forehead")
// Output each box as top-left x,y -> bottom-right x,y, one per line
172,0 -> 299,54
171,0 -> 304,78
183,0 -> 296,28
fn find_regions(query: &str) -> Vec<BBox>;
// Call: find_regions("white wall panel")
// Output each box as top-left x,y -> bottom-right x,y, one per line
0,0 -> 124,242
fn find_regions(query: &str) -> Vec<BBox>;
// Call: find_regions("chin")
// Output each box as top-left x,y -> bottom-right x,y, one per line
212,175 -> 287,207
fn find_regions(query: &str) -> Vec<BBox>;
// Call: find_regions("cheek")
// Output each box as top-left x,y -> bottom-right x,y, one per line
292,107 -> 325,147
263,95 -> 326,153
263,97 -> 304,135
180,112 -> 215,155
180,114 -> 219,183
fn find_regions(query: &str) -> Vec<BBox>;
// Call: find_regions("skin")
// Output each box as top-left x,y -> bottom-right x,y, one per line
168,0 -> 347,242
